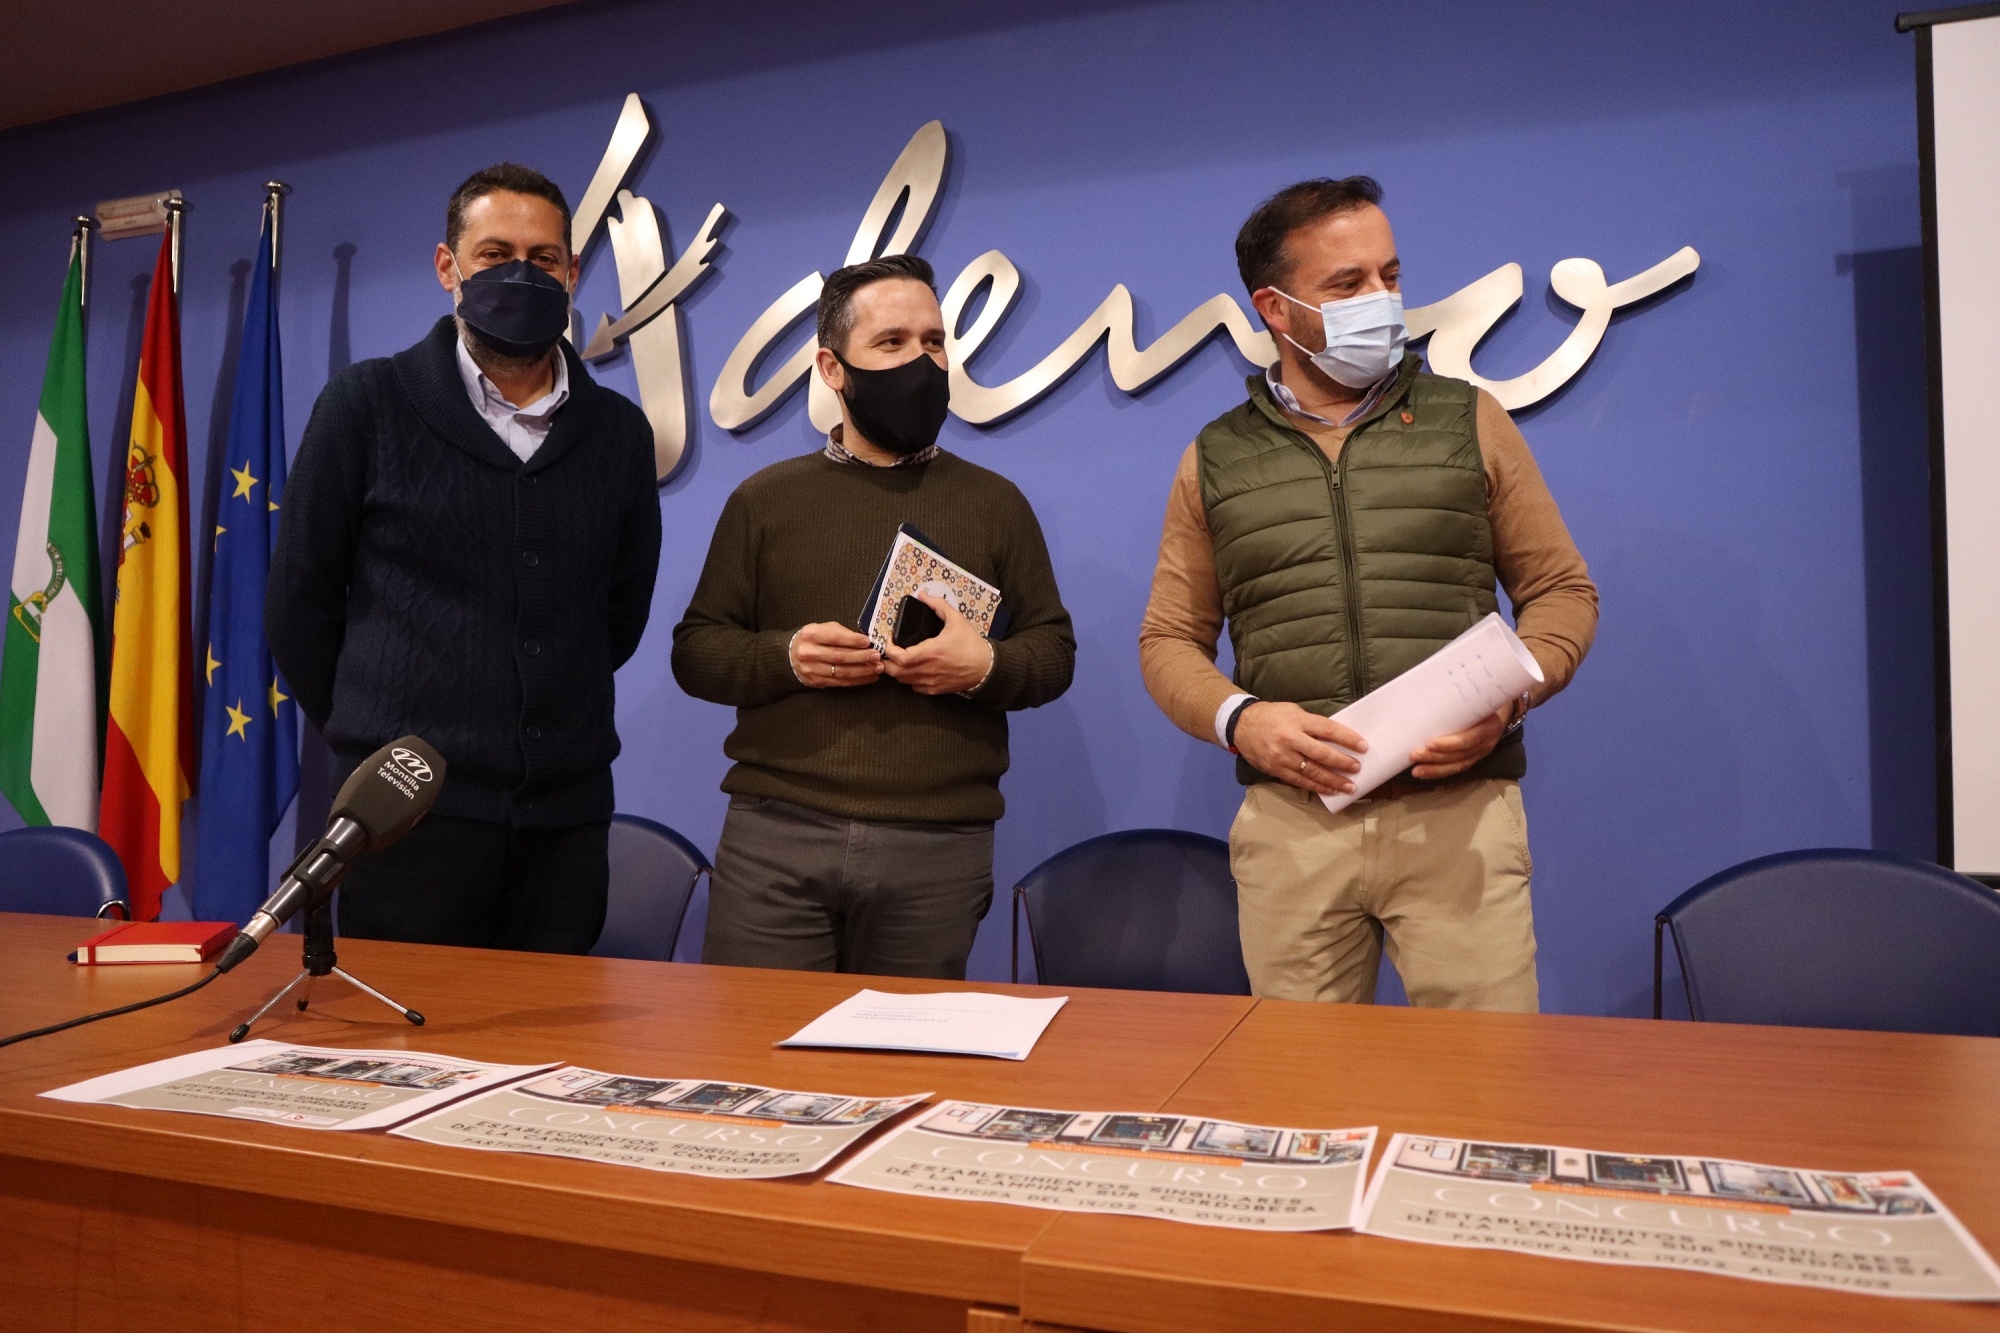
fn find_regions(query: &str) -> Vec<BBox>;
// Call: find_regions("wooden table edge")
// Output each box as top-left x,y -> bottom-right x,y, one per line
1019,1246 -> 1678,1333
0,1101 -> 1031,1306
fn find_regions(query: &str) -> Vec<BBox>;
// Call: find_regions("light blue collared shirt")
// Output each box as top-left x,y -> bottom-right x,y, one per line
1264,365 -> 1393,428
456,337 -> 570,464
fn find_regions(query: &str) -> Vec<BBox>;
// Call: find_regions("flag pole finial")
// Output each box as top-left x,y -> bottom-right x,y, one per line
163,195 -> 187,297
71,214 -> 98,313
263,181 -> 290,273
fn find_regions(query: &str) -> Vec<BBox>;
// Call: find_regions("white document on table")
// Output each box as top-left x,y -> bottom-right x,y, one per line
833,1100 -> 1376,1231
1359,1132 -> 2000,1301
40,1040 -> 554,1131
777,989 -> 1068,1061
392,1067 -> 932,1178
1320,612 -> 1544,814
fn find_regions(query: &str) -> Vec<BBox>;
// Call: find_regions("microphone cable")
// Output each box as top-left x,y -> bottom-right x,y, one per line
0,737 -> 448,1051
0,967 -> 225,1050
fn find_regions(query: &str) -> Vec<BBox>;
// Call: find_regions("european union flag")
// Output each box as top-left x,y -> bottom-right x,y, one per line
193,202 -> 298,923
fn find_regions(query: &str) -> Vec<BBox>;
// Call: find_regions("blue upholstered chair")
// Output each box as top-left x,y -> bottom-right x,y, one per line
1654,848 -> 2000,1036
1012,829 -> 1250,994
0,826 -> 129,920
589,814 -> 709,963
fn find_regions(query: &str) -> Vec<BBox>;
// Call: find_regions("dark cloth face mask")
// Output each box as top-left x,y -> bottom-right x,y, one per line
454,258 -> 571,358
835,351 -> 951,455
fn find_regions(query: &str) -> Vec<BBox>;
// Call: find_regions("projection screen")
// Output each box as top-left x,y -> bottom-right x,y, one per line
1907,4 -> 2000,878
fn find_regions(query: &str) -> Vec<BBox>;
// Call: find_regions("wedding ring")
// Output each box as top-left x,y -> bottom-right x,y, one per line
1299,757 -> 1308,772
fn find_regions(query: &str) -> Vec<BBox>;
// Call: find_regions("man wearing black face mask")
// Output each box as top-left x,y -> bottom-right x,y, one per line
267,163 -> 662,953
673,254 -> 1075,979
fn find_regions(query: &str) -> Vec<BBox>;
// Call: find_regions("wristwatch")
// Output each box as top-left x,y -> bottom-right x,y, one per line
1503,692 -> 1531,736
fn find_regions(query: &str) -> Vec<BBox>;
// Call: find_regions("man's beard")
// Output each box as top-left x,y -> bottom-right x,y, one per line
457,315 -> 558,375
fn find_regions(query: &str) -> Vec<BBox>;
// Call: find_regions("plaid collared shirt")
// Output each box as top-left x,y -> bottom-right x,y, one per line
822,424 -> 939,468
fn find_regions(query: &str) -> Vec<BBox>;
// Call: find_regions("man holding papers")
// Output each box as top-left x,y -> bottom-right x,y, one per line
1139,178 -> 1597,1011
674,254 -> 1075,979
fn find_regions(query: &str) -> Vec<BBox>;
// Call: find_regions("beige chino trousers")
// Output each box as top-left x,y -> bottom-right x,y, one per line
1230,778 -> 1539,1011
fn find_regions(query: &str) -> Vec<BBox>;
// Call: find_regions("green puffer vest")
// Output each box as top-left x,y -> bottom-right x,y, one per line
1197,356 -> 1526,787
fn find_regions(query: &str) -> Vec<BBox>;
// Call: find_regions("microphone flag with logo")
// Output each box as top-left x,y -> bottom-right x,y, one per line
0,231 -> 104,831
100,231 -> 194,921
213,736 -> 445,971
193,201 -> 298,924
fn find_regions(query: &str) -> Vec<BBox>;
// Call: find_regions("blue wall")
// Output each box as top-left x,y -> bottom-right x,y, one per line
0,0 -> 1932,1015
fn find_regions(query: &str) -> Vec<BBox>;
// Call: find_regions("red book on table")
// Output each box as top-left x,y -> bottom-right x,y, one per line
69,921 -> 236,965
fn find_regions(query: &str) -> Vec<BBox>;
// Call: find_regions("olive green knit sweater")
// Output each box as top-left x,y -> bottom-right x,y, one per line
671,450 -> 1075,822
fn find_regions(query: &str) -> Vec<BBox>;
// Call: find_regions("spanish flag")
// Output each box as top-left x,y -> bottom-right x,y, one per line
100,233 -> 194,919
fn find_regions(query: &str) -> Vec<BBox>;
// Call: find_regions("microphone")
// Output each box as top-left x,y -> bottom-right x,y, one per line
215,736 -> 446,973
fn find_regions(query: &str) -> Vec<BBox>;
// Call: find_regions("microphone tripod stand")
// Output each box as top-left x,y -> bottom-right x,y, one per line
227,901 -> 425,1043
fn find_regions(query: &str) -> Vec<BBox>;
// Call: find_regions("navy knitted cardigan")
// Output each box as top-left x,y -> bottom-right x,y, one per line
268,316 -> 662,826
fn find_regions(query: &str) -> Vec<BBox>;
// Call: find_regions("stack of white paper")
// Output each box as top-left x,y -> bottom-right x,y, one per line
777,989 -> 1068,1061
1320,613 -> 1544,814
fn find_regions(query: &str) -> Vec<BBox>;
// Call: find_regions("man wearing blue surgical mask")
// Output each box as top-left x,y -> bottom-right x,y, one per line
1140,177 -> 1598,1011
268,163 -> 662,952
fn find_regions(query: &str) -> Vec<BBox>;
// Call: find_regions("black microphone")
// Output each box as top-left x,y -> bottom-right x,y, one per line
214,736 -> 446,973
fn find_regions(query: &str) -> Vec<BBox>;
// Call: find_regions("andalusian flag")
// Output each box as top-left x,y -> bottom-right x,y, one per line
0,238 -> 102,829
100,233 -> 194,920
193,207 -> 297,922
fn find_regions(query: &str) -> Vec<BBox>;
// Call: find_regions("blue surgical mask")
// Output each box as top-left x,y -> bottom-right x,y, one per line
1273,287 -> 1407,389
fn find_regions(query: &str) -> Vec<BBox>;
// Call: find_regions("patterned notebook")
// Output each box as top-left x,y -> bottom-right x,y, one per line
857,523 -> 1008,652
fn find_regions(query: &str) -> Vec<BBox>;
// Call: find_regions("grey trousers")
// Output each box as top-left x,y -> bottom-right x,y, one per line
703,794 -> 996,978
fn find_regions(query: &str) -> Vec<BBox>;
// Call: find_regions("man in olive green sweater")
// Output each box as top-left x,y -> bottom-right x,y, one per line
673,254 -> 1075,978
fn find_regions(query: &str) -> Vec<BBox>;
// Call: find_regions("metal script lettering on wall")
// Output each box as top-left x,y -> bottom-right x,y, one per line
572,97 -> 1699,479
569,95 -> 727,481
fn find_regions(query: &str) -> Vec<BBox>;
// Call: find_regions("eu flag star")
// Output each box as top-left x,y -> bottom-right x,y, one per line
205,644 -> 221,686
231,462 -> 259,500
225,699 -> 253,739
269,678 -> 289,714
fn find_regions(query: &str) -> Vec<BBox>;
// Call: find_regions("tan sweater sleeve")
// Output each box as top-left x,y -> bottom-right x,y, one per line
1475,390 -> 1599,705
1138,443 -> 1240,744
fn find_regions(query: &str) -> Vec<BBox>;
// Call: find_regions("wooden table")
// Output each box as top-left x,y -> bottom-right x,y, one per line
1021,1000 -> 2000,1332
5,912 -> 1998,1332
0,913 -> 1249,1333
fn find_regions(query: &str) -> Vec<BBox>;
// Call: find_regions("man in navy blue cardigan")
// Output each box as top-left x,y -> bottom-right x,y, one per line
268,164 -> 661,953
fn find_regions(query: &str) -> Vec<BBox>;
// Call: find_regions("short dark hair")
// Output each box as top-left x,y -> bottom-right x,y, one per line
445,163 -> 572,254
817,253 -> 937,354
1234,177 -> 1384,297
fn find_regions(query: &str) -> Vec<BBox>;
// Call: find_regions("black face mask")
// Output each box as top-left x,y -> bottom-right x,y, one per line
836,351 -> 951,456
455,259 -> 571,358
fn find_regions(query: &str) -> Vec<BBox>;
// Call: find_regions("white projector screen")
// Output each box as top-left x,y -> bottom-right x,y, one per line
1913,5 -> 2000,877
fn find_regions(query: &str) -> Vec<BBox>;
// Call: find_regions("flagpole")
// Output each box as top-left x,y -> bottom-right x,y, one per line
71,214 -> 97,316
164,196 -> 185,297
263,181 -> 289,277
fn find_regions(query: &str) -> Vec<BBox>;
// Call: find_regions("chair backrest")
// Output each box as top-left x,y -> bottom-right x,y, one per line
1659,848 -> 2000,1036
590,814 -> 709,963
1015,828 -> 1249,994
0,826 -> 129,919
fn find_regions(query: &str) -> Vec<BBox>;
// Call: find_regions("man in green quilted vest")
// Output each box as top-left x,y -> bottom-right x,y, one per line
1139,178 -> 1598,1011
